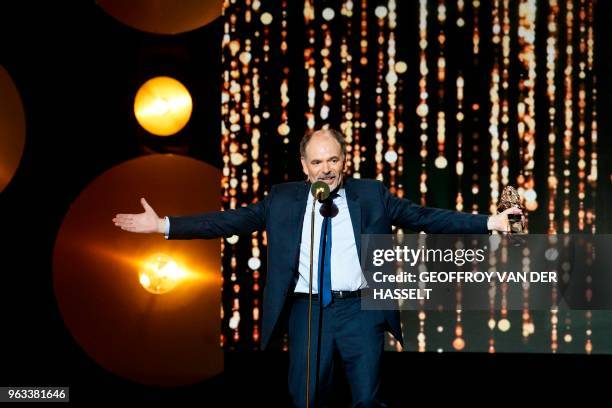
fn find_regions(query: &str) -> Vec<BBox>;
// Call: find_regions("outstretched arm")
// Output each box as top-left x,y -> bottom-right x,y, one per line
112,195 -> 269,240
166,197 -> 268,240
381,183 -> 521,233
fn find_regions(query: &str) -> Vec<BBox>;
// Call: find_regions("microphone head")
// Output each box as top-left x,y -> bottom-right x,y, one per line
310,180 -> 330,201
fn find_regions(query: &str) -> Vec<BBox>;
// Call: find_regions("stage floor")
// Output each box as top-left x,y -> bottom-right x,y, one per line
51,350 -> 605,406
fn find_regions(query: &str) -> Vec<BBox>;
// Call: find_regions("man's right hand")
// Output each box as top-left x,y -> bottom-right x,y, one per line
113,197 -> 165,234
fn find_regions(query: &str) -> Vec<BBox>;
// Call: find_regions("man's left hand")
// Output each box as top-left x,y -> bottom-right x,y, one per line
487,207 -> 523,232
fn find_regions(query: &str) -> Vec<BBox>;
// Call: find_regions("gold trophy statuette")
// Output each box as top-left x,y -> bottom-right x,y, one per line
497,186 -> 525,233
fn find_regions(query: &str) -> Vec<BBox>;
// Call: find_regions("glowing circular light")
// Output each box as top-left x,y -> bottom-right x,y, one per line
278,123 -> 290,136
434,156 -> 448,169
524,188 -> 537,202
229,40 -> 241,55
416,103 -> 429,118
97,0 -> 223,34
229,311 -> 240,330
139,253 -> 186,294
260,12 -> 273,25
525,200 -> 538,211
375,6 -> 388,19
230,152 -> 245,166
545,248 -> 558,261
134,76 -> 193,137
53,155 -> 223,386
384,150 -> 398,163
239,51 -> 252,65
322,8 -> 335,21
497,318 -> 511,332
394,61 -> 408,74
0,66 -> 26,193
247,257 -> 261,270
385,71 -> 398,85
226,235 -> 239,244
456,161 -> 464,175
452,337 -> 465,351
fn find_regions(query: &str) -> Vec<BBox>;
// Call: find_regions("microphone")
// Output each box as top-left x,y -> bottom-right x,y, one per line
310,180 -> 330,202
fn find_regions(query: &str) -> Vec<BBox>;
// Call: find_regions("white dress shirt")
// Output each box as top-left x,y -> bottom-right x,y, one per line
294,187 -> 366,294
164,216 -> 170,239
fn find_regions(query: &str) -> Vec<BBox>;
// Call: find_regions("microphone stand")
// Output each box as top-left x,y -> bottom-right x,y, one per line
305,195 -> 317,408
305,181 -> 330,408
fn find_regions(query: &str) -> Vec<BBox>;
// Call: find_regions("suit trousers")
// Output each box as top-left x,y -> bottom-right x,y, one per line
288,296 -> 387,408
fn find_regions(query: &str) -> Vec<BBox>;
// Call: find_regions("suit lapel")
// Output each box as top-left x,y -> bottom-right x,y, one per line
291,181 -> 310,267
294,181 -> 310,225
344,178 -> 362,260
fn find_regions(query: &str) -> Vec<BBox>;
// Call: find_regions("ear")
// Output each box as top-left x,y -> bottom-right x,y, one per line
300,156 -> 309,177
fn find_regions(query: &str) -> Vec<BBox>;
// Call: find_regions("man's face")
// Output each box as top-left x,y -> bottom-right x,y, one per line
300,132 -> 345,191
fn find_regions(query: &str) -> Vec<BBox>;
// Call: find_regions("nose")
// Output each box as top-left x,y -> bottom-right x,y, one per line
322,162 -> 330,173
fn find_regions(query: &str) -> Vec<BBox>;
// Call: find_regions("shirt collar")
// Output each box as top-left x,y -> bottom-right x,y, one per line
336,186 -> 346,199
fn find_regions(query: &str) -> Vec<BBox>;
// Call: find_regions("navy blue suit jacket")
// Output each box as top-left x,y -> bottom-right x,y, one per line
168,177 -> 489,349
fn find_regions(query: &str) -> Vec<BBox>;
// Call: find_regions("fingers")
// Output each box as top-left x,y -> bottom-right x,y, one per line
113,214 -> 132,222
141,197 -> 152,212
503,206 -> 523,215
113,218 -> 140,232
112,214 -> 135,228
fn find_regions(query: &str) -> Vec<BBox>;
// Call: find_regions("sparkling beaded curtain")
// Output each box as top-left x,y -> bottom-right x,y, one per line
220,0 -> 605,353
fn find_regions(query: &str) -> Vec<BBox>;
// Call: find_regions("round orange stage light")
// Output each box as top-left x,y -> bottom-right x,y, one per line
96,0 -> 223,35
139,253 -> 186,294
134,76 -> 193,137
0,66 -> 26,193
53,154 -> 223,386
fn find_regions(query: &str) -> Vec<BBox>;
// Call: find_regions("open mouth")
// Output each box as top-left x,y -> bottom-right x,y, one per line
319,175 -> 336,185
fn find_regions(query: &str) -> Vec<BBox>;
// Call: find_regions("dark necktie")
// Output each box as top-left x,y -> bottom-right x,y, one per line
318,192 -> 339,308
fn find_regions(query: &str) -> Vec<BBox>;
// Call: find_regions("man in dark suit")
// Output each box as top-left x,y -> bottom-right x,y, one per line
113,129 -> 519,407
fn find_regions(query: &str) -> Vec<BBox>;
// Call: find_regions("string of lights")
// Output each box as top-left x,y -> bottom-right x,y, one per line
434,0 -> 447,172
489,0 -> 501,216
339,1 -> 356,175
319,18 -> 332,125
218,0 -> 603,353
469,0 -> 481,212
487,239 -> 498,353
517,0 -> 537,341
417,0 -> 429,206
585,0 -> 598,354
560,0 -> 575,346
546,0 -> 560,352
374,4 -> 387,181
415,0 -> 429,351
385,0 -> 399,193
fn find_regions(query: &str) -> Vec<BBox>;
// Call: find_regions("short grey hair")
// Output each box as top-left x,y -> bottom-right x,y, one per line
299,128 -> 347,158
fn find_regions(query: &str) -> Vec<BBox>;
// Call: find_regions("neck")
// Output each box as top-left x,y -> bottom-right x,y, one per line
330,179 -> 343,195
